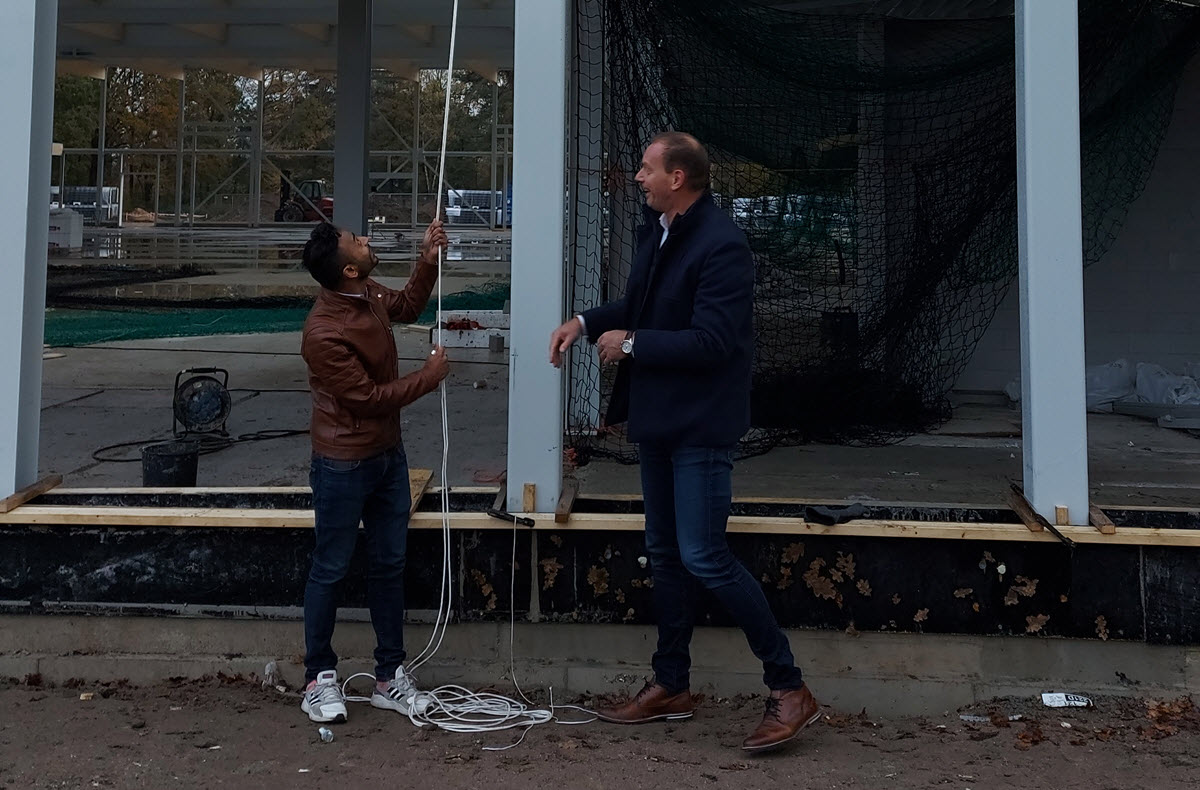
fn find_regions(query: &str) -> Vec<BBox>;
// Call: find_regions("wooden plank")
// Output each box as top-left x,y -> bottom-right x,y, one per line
50,485 -> 499,496
1089,503 -> 1117,535
0,475 -> 63,514
408,468 -> 433,516
1055,506 -> 1069,526
555,478 -> 579,524
2,505 -> 1200,545
522,483 -> 536,514
492,486 -> 506,512
1006,485 -> 1045,533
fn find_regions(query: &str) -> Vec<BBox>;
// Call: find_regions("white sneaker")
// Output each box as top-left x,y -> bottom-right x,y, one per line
301,669 -> 348,723
371,665 -> 427,715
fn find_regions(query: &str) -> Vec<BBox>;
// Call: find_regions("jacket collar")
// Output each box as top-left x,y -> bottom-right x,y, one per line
642,191 -> 713,242
317,279 -> 376,307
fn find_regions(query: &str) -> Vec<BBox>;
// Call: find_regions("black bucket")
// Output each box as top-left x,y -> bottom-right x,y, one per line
141,440 -> 200,487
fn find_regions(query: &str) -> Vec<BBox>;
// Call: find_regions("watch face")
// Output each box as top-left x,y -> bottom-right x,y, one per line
621,339 -> 633,354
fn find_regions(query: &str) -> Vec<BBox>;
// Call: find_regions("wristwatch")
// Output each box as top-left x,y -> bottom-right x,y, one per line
620,332 -> 635,356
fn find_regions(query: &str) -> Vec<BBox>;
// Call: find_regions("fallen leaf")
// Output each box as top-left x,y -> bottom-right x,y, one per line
954,588 -> 973,598
782,542 -> 805,564
1026,614 -> 1050,634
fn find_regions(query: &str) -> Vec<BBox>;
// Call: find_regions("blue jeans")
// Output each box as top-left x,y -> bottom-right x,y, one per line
640,443 -> 804,692
304,445 -> 411,683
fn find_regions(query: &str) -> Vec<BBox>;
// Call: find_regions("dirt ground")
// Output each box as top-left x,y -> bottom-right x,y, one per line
1,676 -> 1198,790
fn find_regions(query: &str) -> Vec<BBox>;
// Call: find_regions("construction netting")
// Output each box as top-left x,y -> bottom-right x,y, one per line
566,0 -> 1200,463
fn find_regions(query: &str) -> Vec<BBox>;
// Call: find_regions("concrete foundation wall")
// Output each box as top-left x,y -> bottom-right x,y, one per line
2,615 -> 1197,717
958,54 -> 1200,393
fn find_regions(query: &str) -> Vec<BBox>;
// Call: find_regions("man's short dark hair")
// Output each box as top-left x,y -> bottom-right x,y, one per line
302,223 -> 343,289
651,131 -> 710,192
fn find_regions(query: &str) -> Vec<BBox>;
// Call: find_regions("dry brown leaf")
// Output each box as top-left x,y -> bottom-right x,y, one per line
586,566 -> 610,595
913,608 -> 929,623
954,588 -> 973,598
1025,614 -> 1050,634
782,542 -> 805,564
540,557 -> 564,590
856,579 -> 872,597
835,552 -> 856,580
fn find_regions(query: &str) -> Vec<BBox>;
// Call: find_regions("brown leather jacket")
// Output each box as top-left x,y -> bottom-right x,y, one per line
301,263 -> 439,460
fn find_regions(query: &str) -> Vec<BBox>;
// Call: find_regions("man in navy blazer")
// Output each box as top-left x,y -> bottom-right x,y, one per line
549,132 -> 819,752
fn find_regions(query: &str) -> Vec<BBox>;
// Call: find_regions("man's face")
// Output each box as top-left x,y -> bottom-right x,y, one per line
337,227 -> 379,281
635,142 -> 679,213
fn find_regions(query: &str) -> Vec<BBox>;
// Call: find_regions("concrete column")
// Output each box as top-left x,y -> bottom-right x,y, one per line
0,0 -> 57,499
333,0 -> 372,235
506,0 -> 569,512
1015,0 -> 1089,524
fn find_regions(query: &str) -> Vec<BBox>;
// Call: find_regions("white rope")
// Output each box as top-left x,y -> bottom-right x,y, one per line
349,0 -> 596,749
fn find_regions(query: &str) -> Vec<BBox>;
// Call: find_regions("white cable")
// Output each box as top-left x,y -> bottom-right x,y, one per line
361,0 -> 597,748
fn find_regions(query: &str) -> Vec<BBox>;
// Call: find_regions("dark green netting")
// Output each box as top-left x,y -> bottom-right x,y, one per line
566,0 -> 1200,463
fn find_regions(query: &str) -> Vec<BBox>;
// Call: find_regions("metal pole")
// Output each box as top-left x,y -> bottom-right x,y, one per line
175,74 -> 185,227
252,71 -> 265,226
501,126 -> 510,227
412,76 -> 420,227
117,153 -> 125,228
490,80 -> 498,229
332,0 -> 372,234
154,154 -> 161,221
190,125 -> 197,228
96,67 -> 108,225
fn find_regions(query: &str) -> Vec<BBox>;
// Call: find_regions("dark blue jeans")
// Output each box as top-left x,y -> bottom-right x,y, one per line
640,443 -> 804,693
304,445 -> 411,683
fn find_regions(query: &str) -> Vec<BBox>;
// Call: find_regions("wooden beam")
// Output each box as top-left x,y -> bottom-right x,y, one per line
1089,503 -> 1117,535
408,468 -> 433,516
1007,485 -> 1045,533
0,505 -> 1198,545
0,475 -> 63,514
555,478 -> 579,524
1055,506 -> 1069,526
522,483 -> 536,514
1007,483 -> 1075,547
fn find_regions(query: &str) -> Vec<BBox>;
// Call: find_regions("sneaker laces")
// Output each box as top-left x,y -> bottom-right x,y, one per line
384,667 -> 419,701
311,681 -> 344,706
763,695 -> 783,722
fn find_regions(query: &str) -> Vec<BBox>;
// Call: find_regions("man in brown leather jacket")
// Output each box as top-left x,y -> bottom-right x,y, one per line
297,220 -> 449,724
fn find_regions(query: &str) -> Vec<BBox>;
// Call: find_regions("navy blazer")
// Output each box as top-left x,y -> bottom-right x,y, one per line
582,192 -> 754,447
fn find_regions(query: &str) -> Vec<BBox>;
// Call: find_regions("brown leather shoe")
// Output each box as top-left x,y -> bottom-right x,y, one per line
741,685 -> 820,752
596,681 -> 694,724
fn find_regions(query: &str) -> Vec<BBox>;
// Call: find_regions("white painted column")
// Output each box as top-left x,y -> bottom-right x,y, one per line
1015,0 -> 1089,524
334,0 -> 372,235
0,0 -> 57,498
506,0 -> 569,512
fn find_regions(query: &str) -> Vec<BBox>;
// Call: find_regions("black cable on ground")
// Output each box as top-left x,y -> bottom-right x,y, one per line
91,429 -> 309,464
